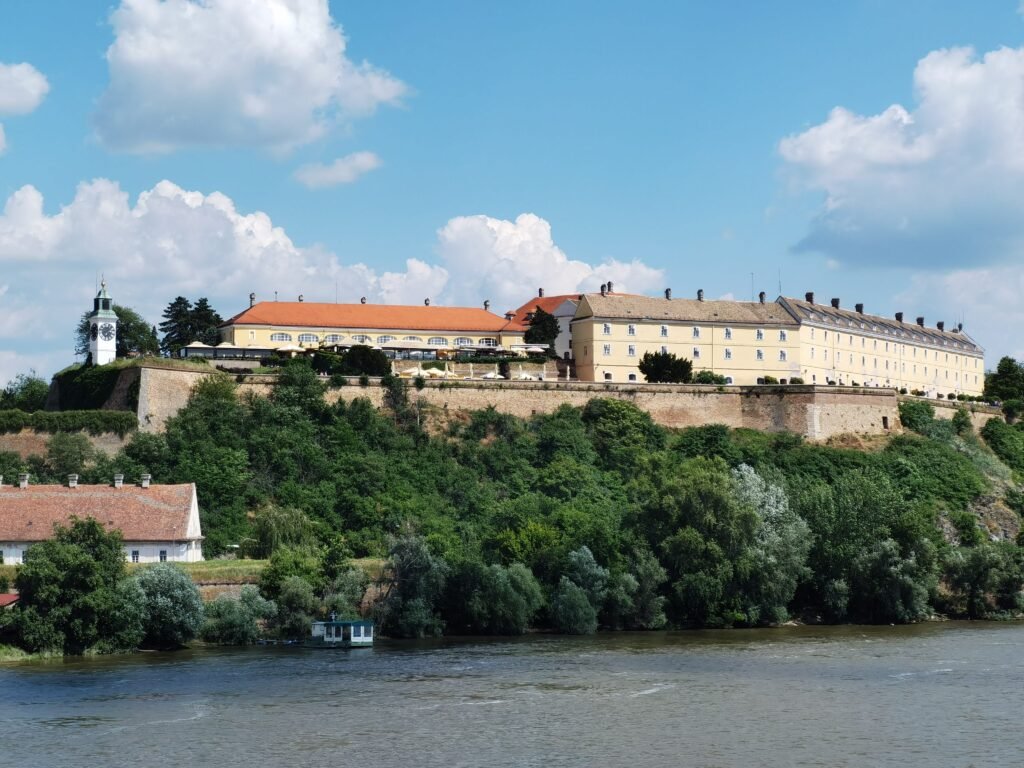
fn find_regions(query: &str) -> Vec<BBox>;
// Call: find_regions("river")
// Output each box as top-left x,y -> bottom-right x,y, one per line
2,622 -> 1022,767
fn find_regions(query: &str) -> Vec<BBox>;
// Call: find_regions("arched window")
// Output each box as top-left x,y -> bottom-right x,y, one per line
402,336 -> 423,342
270,333 -> 292,342
454,337 -> 473,347
725,376 -> 734,385
427,337 -> 449,346
298,333 -> 318,344
628,373 -> 637,382
479,338 -> 498,347
377,335 -> 396,344
351,334 -> 371,343
324,334 -> 344,343
604,372 -> 613,381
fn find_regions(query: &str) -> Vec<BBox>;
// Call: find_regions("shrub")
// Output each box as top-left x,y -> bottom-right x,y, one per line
947,393 -> 957,400
0,410 -> 138,437
899,400 -> 935,434
951,408 -> 973,436
359,374 -> 370,387
131,564 -> 204,649
790,377 -> 805,385
948,511 -> 983,547
693,370 -> 728,385
414,375 -> 426,391
1003,399 -> 1024,424
201,585 -> 276,645
549,577 -> 597,634
899,388 -> 908,395
762,376 -> 779,385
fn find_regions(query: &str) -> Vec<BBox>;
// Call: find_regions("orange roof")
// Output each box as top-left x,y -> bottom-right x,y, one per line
0,484 -> 197,542
508,294 -> 581,327
0,594 -> 19,608
223,301 -> 524,334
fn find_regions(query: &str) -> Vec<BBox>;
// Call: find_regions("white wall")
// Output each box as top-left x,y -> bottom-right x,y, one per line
1,540 -> 203,565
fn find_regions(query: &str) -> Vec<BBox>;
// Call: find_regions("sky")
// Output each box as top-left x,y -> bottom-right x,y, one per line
1,0 -> 1023,382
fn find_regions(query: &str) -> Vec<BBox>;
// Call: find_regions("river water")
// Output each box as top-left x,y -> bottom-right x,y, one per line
2,622 -> 1022,768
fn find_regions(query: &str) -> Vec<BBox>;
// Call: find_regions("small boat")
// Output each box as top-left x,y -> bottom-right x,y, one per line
308,618 -> 374,648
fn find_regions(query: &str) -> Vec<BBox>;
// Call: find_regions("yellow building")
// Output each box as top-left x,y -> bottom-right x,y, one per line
219,300 -> 527,352
572,290 -> 800,384
570,289 -> 985,396
779,293 -> 984,396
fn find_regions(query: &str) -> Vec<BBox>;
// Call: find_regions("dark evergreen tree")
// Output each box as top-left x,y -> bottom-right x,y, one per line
984,357 -> 1024,402
159,296 -> 194,356
524,307 -> 560,353
638,350 -> 693,383
191,297 -> 223,346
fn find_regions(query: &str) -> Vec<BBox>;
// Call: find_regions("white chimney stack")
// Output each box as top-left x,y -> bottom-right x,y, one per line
113,474 -> 124,489
67,474 -> 79,489
140,474 -> 152,489
18,473 -> 29,489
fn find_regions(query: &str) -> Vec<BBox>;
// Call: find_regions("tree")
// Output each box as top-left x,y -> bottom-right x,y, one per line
524,307 -> 560,353
274,576 -> 319,640
159,296 -> 194,356
984,357 -> 1024,402
638,351 -> 693,383
75,304 -> 159,359
550,577 -> 597,634
12,518 -> 143,654
339,345 -> 391,377
375,532 -> 449,638
46,432 -> 95,478
191,298 -> 223,346
693,370 -> 728,385
201,586 -> 276,645
0,372 -> 49,411
131,564 -> 205,649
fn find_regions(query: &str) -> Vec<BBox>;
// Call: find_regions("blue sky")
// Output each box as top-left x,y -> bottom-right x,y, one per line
1,0 -> 1023,381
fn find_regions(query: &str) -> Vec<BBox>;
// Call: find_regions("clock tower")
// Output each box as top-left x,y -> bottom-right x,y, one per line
88,280 -> 118,366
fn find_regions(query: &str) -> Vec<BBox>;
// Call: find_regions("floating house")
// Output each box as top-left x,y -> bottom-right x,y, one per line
309,619 -> 374,648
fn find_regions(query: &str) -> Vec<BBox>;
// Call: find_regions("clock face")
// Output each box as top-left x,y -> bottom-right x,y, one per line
99,322 -> 116,341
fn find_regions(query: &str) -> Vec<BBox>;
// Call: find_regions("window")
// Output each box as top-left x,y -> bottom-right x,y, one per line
724,328 -> 733,340
604,372 -> 612,381
756,329 -> 764,341
692,347 -> 701,359
725,377 -> 733,384
159,550 -> 167,563
377,335 -> 396,344
403,336 -> 423,342
627,324 -> 636,336
660,345 -> 668,355
824,331 -> 828,341
603,323 -> 612,335
724,348 -> 732,360
779,330 -> 788,342
298,333 -> 318,344
324,334 -> 344,343
660,325 -> 668,337
628,345 -> 636,357
479,338 -> 498,347
454,337 -> 473,346
131,550 -> 140,563
692,327 -> 701,339
249,330 -> 255,341
427,337 -> 448,346
779,350 -> 787,362
351,334 -> 371,343
628,373 -> 637,382
603,344 -> 612,356
811,348 -> 815,360
270,332 -> 292,342
810,328 -> 815,340
756,349 -> 764,361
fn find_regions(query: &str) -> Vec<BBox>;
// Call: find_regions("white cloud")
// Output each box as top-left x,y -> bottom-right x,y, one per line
0,180 -> 663,376
0,62 -> 49,115
435,213 -> 664,310
294,151 -> 382,188
780,45 -> 1024,267
899,266 -> 1024,364
95,0 -> 406,152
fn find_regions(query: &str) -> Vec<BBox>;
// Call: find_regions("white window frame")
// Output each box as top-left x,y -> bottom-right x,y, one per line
602,344 -> 612,356
724,328 -> 732,340
270,332 -> 292,342
427,337 -> 449,346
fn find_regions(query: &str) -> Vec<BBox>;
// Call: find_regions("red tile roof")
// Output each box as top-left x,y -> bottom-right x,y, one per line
0,484 -> 197,542
508,294 -> 581,328
0,594 -> 19,608
223,301 -> 524,334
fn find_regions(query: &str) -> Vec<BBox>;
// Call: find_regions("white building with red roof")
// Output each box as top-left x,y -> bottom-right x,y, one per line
0,475 -> 203,565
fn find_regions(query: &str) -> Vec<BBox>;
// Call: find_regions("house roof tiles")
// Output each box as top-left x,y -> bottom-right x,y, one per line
579,294 -> 798,326
0,484 -> 197,542
508,294 -> 581,327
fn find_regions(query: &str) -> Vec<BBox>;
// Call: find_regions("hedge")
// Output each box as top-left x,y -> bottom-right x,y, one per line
0,409 -> 138,437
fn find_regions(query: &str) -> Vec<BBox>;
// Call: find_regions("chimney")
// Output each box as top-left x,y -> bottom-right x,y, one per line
249,292 -> 255,308
483,299 -> 491,311
758,291 -> 766,304
600,283 -> 607,296
67,474 -> 79,489
830,298 -> 840,309
607,281 -> 614,293
18,473 -> 29,489
855,303 -> 864,314
665,288 -> 672,300
298,294 -> 304,302
113,474 -> 124,489
697,289 -> 704,302
140,474 -> 151,489
916,316 -> 925,327
424,298 -> 431,306
360,296 -> 367,304
895,312 -> 904,323
958,322 -> 963,332
538,288 -> 545,298
937,321 -> 945,331
805,291 -> 814,304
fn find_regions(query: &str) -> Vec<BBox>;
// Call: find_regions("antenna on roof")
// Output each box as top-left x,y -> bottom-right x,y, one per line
778,268 -> 782,296
750,272 -> 754,302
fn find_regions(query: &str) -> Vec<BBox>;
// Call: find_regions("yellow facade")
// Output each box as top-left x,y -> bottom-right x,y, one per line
570,293 -> 985,396
220,324 -> 524,351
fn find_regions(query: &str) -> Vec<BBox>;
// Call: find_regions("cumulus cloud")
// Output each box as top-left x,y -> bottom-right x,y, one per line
0,62 -> 49,115
780,45 -> 1024,268
436,213 -> 664,310
0,180 -> 662,376
95,0 -> 406,152
294,151 -> 382,188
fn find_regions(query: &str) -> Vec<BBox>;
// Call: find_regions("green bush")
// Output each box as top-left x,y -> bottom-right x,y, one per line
790,377 -> 805,385
0,410 -> 138,437
693,370 -> 728,385
899,400 -> 935,434
762,376 -> 779,385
